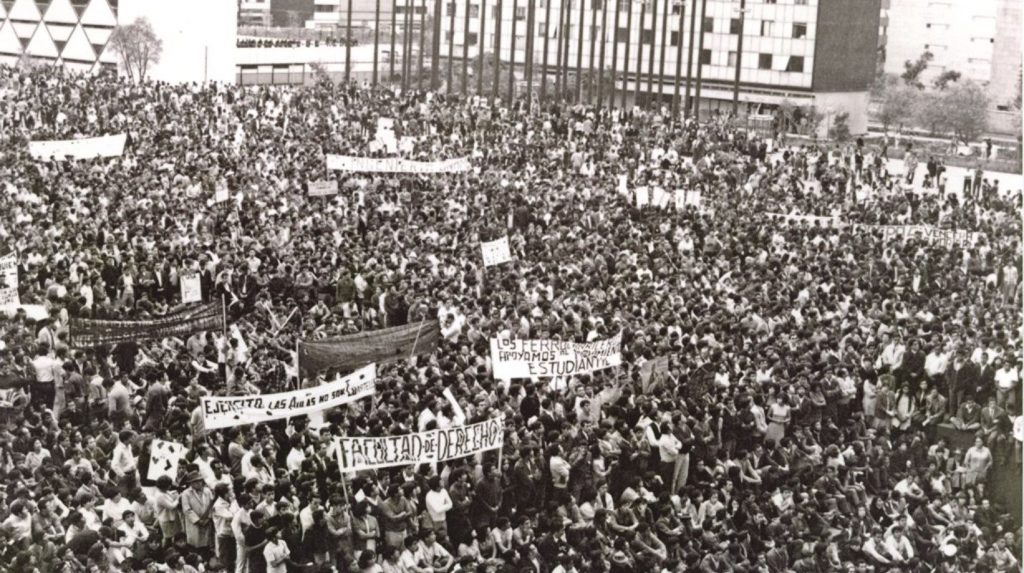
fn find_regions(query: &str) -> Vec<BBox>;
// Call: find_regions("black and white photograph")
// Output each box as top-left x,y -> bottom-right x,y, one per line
0,0 -> 1021,571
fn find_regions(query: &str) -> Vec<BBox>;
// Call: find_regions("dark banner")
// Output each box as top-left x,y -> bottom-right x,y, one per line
70,302 -> 224,348
298,320 -> 441,379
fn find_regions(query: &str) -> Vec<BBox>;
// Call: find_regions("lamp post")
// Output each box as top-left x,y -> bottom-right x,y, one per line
731,0 -> 746,118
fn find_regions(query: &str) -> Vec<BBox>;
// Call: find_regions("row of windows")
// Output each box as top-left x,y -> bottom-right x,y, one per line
441,0 -> 807,15
441,4 -> 808,41
438,33 -> 807,72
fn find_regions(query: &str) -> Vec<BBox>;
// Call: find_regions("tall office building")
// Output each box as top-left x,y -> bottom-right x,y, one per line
438,0 -> 880,132
884,0 -> 1021,109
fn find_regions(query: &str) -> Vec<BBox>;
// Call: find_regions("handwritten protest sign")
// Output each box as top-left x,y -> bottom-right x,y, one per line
29,134 -> 127,161
201,364 -> 376,429
490,333 -> 622,379
639,356 -> 670,393
0,252 -> 17,307
308,180 -> 338,197
336,416 -> 504,472
481,236 -> 512,267
326,155 -> 472,174
180,274 -> 202,304
766,213 -> 841,227
855,224 -> 985,248
148,439 -> 188,481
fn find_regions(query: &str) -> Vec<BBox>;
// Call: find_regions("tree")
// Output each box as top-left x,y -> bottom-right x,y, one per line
942,81 -> 988,144
109,17 -> 163,83
932,70 -> 961,90
914,91 -> 950,136
877,83 -> 917,134
829,112 -> 851,142
901,51 -> 933,89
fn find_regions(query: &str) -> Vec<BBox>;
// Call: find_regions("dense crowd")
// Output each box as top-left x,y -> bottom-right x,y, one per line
0,64 -> 1021,573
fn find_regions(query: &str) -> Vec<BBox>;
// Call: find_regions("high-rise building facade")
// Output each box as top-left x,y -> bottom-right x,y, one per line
884,0 -> 1021,109
437,0 -> 880,132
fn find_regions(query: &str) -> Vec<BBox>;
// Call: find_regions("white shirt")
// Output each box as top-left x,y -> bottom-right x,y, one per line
264,539 -> 291,573
924,351 -> 950,377
425,489 -> 453,522
995,366 -> 1018,390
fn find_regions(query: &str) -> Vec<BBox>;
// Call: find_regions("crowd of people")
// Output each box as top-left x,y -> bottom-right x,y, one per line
0,63 -> 1021,573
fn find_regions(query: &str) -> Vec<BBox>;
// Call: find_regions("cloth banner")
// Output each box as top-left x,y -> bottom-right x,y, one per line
0,252 -> 17,306
639,356 -> 670,393
766,213 -> 841,227
298,320 -> 441,379
29,134 -> 127,161
308,180 -> 338,197
481,236 -> 512,267
201,364 -> 376,430
856,224 -> 985,248
336,416 -> 504,472
490,332 -> 623,379
180,274 -> 202,304
0,304 -> 47,321
326,155 -> 472,174
148,439 -> 188,481
70,301 -> 225,348
635,186 -> 650,208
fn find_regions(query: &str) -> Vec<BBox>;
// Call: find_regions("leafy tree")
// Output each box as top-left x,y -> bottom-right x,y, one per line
932,70 -> 961,90
829,112 -> 851,142
877,83 -> 917,134
109,17 -> 163,83
914,91 -> 949,136
942,81 -> 988,144
901,51 -> 933,89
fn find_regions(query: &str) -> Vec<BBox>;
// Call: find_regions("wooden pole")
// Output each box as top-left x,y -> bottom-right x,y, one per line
418,0 -> 427,89
683,0 -> 697,116
657,0 -> 669,111
692,0 -> 706,120
448,0 -> 457,91
390,0 -> 398,82
477,0 -> 487,95
373,0 -> 382,86
596,0 -> 608,108
671,0 -> 684,122
587,0 -> 598,103
508,0 -> 518,102
619,0 -> 631,109
554,0 -> 565,101
525,0 -> 536,110
431,0 -> 443,89
345,0 -> 353,83
492,0 -> 503,103
540,0 -> 552,104
731,0 -> 746,116
403,0 -> 413,90
645,0 -> 657,108
632,0 -> 645,108
560,0 -> 571,99
575,0 -> 586,102
462,0 -> 472,93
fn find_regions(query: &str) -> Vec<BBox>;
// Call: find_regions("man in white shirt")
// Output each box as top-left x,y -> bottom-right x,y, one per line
110,430 -> 137,484
285,435 -> 307,474
424,477 -> 453,543
993,358 -> 1018,409
212,484 -> 239,563
263,526 -> 292,573
656,422 -> 681,492
875,334 -> 905,372
884,526 -> 915,562
924,344 -> 951,380
415,529 -> 454,572
117,510 -> 149,547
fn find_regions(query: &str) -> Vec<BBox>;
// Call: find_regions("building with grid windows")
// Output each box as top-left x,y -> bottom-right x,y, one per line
437,0 -> 880,133
883,0 -> 1021,111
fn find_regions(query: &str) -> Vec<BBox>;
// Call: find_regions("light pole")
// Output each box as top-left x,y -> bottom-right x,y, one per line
731,0 -> 747,118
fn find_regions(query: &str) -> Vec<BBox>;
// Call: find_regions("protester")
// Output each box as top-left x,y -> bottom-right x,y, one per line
0,63 -> 1020,573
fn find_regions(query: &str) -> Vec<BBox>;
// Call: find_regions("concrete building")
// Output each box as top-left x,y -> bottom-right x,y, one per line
438,0 -> 880,133
240,0 -> 274,27
884,0 -> 1021,109
0,0 -> 236,83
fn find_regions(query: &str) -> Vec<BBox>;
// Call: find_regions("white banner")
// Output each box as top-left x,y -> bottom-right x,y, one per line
375,118 -> 398,154
308,180 -> 338,197
180,274 -> 202,304
336,416 -> 504,472
856,224 -> 985,248
0,304 -> 46,321
490,333 -> 623,378
635,186 -> 650,208
201,364 -> 376,429
481,236 -> 512,267
674,189 -> 703,210
326,155 -> 472,174
0,253 -> 17,307
214,184 -> 230,204
28,134 -> 127,161
766,213 -> 841,227
148,439 -> 188,481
